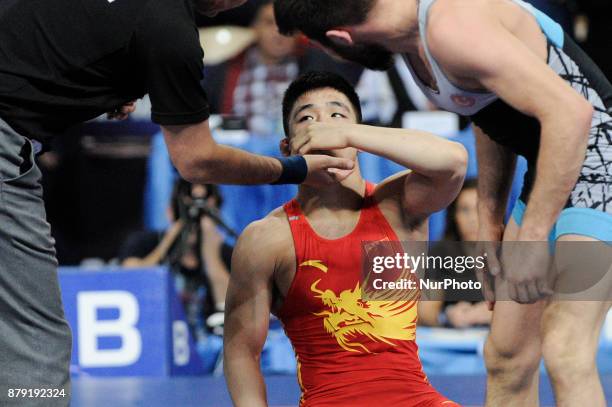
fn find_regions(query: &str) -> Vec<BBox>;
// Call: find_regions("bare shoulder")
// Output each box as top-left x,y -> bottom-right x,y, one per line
237,206 -> 291,252
425,0 -> 499,74
373,170 -> 411,204
233,206 -> 294,275
427,0 -> 492,23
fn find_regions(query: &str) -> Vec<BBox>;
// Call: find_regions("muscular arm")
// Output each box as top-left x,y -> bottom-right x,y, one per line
291,122 -> 467,217
474,124 -> 517,240
348,125 -> 467,217
163,121 -> 355,186
162,121 -> 282,185
223,221 -> 276,407
429,4 -> 593,240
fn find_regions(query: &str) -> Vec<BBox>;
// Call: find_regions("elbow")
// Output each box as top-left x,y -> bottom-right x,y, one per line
577,100 -> 594,138
176,159 -> 201,184
175,148 -> 216,184
564,96 -> 593,142
447,143 -> 469,181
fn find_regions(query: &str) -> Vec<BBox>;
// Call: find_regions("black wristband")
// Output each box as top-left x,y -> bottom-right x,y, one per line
272,156 -> 308,185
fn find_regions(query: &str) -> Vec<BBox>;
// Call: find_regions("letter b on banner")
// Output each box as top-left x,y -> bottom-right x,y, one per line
77,291 -> 142,367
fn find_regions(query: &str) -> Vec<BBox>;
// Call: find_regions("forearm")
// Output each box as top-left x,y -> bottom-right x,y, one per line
348,125 -> 466,178
225,352 -> 268,407
186,143 -> 282,185
519,115 -> 591,240
475,127 -> 516,237
163,123 -> 284,185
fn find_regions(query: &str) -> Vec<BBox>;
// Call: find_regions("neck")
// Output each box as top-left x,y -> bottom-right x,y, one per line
356,0 -> 421,54
297,170 -> 367,213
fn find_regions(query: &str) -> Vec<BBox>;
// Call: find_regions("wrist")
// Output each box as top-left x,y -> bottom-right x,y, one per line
271,156 -> 307,185
344,124 -> 361,146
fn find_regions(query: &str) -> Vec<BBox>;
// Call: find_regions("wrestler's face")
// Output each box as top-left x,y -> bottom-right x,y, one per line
285,88 -> 359,160
194,0 -> 247,17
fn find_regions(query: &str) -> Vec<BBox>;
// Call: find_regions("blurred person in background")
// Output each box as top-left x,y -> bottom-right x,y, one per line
204,0 -> 363,137
419,179 -> 492,329
204,0 -> 299,136
120,180 -> 233,336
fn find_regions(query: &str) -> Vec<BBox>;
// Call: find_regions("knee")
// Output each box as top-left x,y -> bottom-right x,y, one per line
542,331 -> 596,382
484,334 -> 541,380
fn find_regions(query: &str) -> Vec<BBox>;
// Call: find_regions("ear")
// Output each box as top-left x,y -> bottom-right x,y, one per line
326,29 -> 354,46
279,138 -> 291,157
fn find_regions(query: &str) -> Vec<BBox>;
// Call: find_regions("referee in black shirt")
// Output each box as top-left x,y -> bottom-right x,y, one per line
0,0 -> 353,404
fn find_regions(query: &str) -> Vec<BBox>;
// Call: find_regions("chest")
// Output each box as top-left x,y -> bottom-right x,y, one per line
404,46 -> 482,93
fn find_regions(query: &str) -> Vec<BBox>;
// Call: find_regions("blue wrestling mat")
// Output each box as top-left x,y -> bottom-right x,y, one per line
70,374 -> 612,407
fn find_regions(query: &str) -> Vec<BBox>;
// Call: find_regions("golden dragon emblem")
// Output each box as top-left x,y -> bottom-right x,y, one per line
303,260 -> 419,353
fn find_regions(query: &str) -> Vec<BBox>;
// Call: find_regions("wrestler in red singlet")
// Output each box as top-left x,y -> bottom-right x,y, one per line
224,71 -> 467,407
278,183 -> 460,407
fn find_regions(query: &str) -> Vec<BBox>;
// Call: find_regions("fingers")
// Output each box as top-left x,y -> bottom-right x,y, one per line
323,156 -> 354,171
290,130 -> 310,155
476,266 -> 495,304
327,168 -> 354,183
537,278 -> 553,297
509,279 -> 552,304
486,243 -> 502,276
302,155 -> 355,187
107,101 -> 137,121
290,139 -> 309,155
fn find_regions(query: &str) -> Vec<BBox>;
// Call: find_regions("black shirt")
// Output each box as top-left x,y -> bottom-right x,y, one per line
0,0 -> 210,143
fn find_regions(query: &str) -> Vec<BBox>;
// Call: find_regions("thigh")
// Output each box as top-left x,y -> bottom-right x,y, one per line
0,125 -> 71,406
544,234 -> 612,349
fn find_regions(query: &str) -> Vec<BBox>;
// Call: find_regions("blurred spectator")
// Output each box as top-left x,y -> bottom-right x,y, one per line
203,0 -> 298,136
419,179 -> 492,328
568,0 -> 612,77
119,180 -> 233,337
204,0 -> 362,136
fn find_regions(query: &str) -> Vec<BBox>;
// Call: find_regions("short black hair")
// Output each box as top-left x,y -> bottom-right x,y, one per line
282,71 -> 362,136
274,0 -> 374,46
